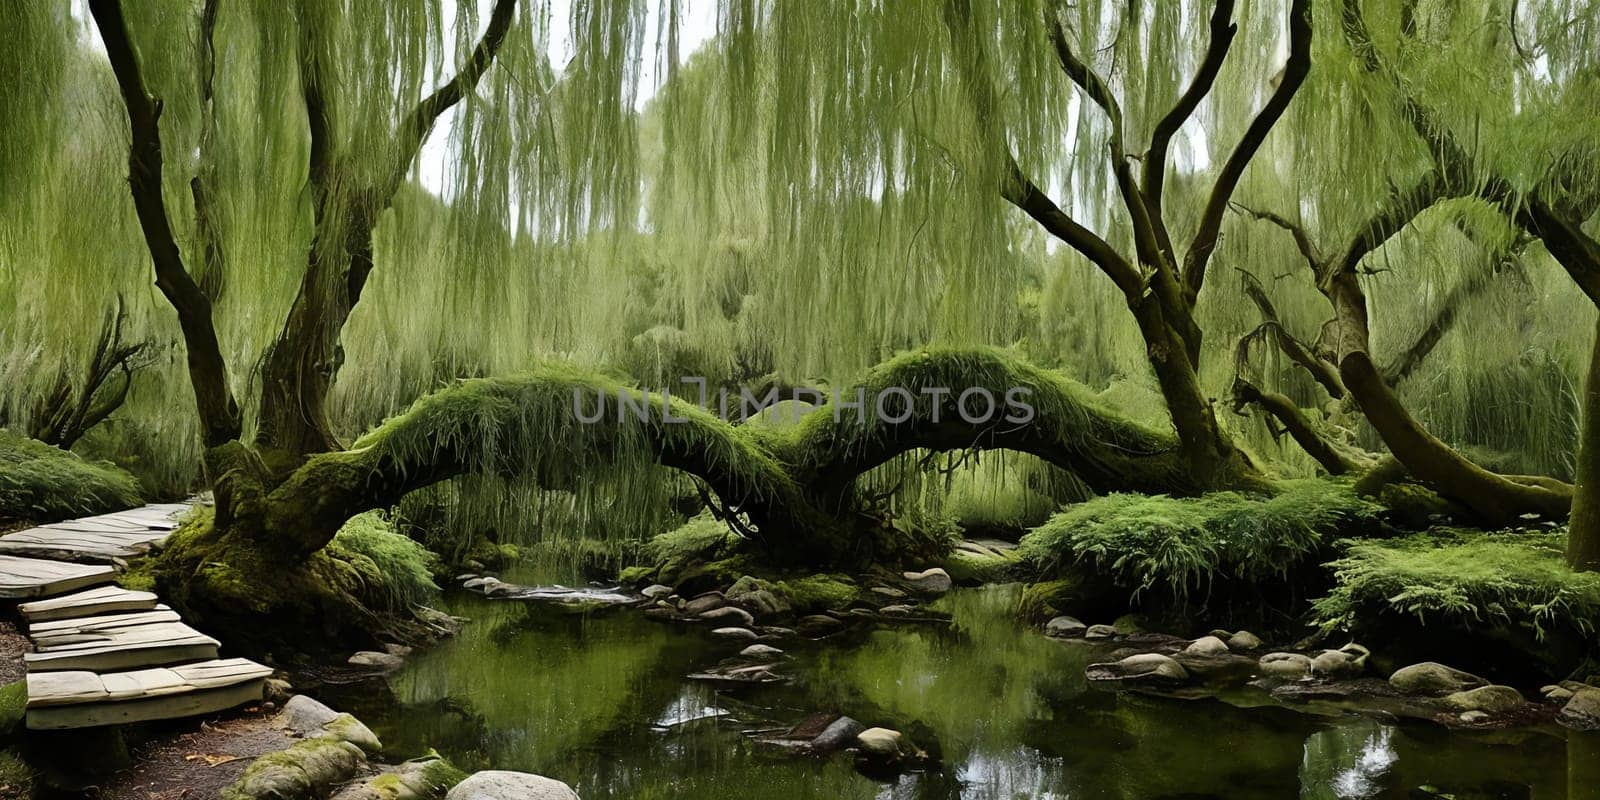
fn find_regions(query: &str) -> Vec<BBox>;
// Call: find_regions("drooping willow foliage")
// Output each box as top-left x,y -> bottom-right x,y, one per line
2,0 -> 1597,542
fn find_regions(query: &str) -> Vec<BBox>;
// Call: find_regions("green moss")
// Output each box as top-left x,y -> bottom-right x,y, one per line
0,749 -> 33,798
941,546 -> 1020,585
325,511 -> 440,611
1018,578 -> 1080,620
0,429 -> 142,525
220,738 -> 364,800
617,565 -> 656,585
1310,529 -> 1600,641
0,681 -> 25,740
772,574 -> 857,611
1020,479 -> 1382,601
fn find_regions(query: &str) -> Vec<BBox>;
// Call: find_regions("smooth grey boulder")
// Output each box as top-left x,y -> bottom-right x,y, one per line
1444,685 -> 1525,714
1388,662 -> 1489,697
1226,630 -> 1263,651
1088,653 -> 1189,683
641,584 -> 673,600
1258,652 -> 1313,680
809,716 -> 864,754
274,695 -> 382,753
682,592 -> 727,616
1044,616 -> 1087,638
1182,636 -> 1229,657
349,650 -> 406,671
1310,644 -> 1369,678
1084,624 -> 1118,640
446,771 -> 580,800
901,568 -> 952,595
711,627 -> 759,643
740,644 -> 784,660
697,606 -> 755,627
1559,688 -> 1600,731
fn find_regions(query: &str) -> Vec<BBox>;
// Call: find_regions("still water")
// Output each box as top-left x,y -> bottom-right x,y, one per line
336,578 -> 1597,799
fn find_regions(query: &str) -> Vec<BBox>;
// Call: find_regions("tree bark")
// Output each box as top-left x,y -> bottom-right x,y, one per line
88,0 -> 241,449
1568,319 -> 1600,569
256,0 -> 519,461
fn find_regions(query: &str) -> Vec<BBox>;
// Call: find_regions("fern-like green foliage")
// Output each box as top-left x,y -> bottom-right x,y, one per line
0,429 -> 142,524
1310,530 -> 1600,641
327,510 -> 441,611
1020,480 -> 1383,600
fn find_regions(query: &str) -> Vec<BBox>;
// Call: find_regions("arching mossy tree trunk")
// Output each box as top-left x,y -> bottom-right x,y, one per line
950,0 -> 1311,490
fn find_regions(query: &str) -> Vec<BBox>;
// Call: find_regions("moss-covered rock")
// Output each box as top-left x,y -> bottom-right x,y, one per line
771,574 -> 857,612
221,738 -> 365,800
0,429 -> 142,525
0,681 -> 26,741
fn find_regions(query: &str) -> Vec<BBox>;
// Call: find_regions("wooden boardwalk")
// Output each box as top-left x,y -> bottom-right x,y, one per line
0,503 -> 272,730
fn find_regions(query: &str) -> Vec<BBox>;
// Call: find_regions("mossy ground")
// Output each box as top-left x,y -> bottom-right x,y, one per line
1310,527 -> 1600,678
0,429 -> 142,525
149,508 -> 442,659
1019,479 -> 1384,601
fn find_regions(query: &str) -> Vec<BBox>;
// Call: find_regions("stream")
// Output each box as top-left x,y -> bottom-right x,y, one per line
325,573 -> 1596,799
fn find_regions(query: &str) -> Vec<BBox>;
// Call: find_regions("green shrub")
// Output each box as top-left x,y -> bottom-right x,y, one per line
1020,479 -> 1382,600
1310,529 -> 1600,641
327,511 -> 441,610
0,429 -> 142,524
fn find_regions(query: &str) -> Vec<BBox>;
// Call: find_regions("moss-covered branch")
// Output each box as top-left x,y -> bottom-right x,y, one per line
262,348 -> 1228,561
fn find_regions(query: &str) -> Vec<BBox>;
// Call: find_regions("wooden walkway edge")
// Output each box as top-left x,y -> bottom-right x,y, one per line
0,503 -> 272,730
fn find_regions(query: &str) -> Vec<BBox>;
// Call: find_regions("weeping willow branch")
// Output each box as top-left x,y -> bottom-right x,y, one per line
1233,268 -> 1346,399
258,0 -> 521,458
1181,0 -> 1312,305
87,0 -> 241,449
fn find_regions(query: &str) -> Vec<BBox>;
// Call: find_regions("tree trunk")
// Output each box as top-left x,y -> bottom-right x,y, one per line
1131,297 -> 1252,488
1568,319 -> 1600,570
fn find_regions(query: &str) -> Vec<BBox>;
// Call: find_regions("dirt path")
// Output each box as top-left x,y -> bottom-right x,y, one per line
88,707 -> 294,800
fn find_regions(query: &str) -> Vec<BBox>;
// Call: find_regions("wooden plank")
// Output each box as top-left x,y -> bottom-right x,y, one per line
28,608 -> 180,636
26,678 -> 264,729
19,586 -> 159,622
0,529 -> 168,563
26,621 -> 221,672
0,556 -> 115,599
32,621 -> 218,652
25,640 -> 221,672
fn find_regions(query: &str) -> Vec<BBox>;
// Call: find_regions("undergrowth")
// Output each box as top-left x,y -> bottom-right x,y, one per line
1020,479 -> 1383,601
1310,528 -> 1600,641
327,511 -> 441,611
0,428 -> 142,524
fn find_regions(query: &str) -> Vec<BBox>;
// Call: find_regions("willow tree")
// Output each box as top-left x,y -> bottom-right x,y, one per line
1223,0 -> 1598,563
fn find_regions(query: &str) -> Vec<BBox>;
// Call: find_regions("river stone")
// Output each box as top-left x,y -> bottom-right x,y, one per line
879,604 -> 915,617
277,695 -> 342,735
1088,653 -> 1189,683
808,716 -> 865,754
1183,636 -> 1230,657
871,586 -> 908,600
1207,629 -> 1234,640
697,606 -> 755,627
1543,684 -> 1576,703
901,568 -> 953,595
1084,624 -> 1118,640
727,577 -> 792,616
349,651 -> 406,671
1388,662 -> 1490,696
797,615 -> 844,637
740,644 -> 783,660
445,771 -> 579,800
683,593 -> 727,616
221,739 -> 366,800
1444,685 -> 1525,714
1226,630 -> 1264,651
1310,645 -> 1369,678
1258,652 -> 1313,680
711,627 -> 759,643
641,584 -> 673,600
1559,688 -> 1600,731
319,713 -> 383,754
1459,710 -> 1490,724
855,727 -> 904,758
1044,616 -> 1087,638
462,577 -> 498,591
330,756 -> 463,800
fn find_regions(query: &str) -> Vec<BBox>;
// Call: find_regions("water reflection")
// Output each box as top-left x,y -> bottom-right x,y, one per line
345,579 -> 1579,798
